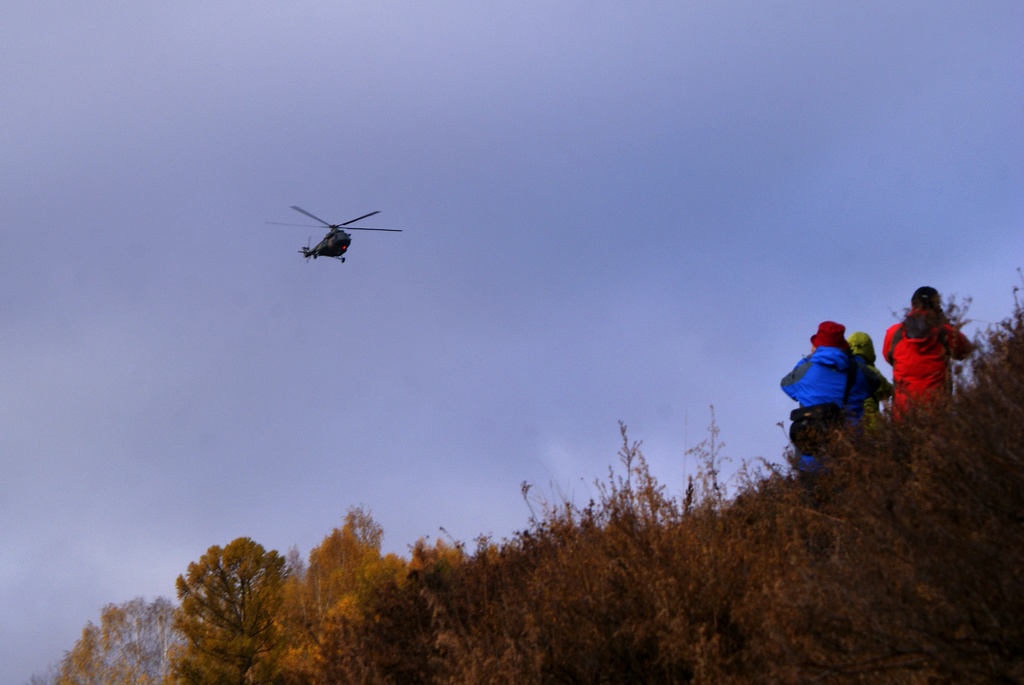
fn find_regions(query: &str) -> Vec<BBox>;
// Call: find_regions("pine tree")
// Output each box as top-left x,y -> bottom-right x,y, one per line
172,537 -> 286,685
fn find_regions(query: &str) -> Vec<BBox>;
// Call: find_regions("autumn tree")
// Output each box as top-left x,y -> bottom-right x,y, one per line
277,507 -> 409,684
50,596 -> 179,685
172,537 -> 286,685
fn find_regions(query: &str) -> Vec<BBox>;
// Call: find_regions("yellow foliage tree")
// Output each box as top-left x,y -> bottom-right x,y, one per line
277,507 -> 407,684
54,597 -> 178,685
172,537 -> 286,685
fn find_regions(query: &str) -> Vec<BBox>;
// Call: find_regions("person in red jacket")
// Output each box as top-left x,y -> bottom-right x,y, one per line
882,286 -> 973,413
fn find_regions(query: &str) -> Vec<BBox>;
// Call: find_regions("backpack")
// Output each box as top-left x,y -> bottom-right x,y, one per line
884,317 -> 950,366
789,357 -> 858,456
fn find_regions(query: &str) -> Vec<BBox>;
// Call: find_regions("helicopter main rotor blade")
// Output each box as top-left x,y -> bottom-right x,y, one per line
290,205 -> 334,227
346,226 -> 403,232
341,210 -> 381,226
265,221 -> 322,228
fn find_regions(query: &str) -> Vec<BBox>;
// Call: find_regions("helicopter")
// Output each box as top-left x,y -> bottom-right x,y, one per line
267,206 -> 402,262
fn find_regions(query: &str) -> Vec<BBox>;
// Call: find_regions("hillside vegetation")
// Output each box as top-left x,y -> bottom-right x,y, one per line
44,294 -> 1024,685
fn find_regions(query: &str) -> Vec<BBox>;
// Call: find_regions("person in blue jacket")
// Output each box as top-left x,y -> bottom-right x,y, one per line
781,321 -> 882,473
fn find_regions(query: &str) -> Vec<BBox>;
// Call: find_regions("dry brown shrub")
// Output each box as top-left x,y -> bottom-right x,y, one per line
746,299 -> 1024,684
298,293 -> 1024,685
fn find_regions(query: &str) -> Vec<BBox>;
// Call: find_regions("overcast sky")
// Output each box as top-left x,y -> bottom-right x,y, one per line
3,2 -> 1022,681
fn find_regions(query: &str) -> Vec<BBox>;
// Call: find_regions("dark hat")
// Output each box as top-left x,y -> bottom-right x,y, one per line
810,321 -> 850,350
911,286 -> 940,308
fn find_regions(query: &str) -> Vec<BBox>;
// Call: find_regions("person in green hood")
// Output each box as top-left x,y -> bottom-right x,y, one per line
847,331 -> 893,426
